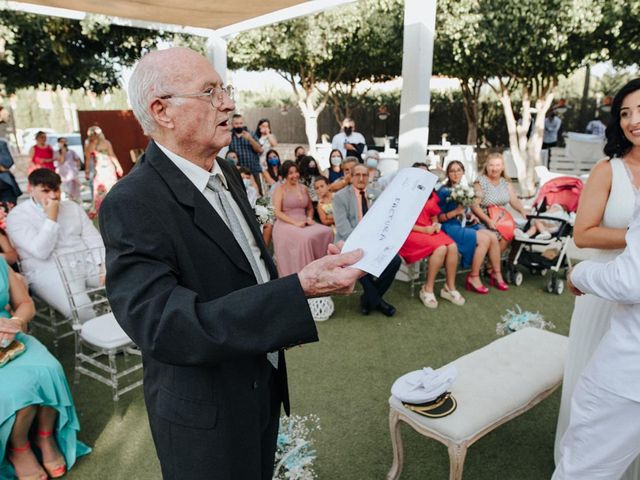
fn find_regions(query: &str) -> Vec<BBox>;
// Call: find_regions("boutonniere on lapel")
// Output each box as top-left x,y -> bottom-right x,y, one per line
367,192 -> 376,203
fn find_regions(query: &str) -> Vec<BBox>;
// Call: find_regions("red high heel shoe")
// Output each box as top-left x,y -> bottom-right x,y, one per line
7,443 -> 47,480
465,274 -> 489,294
489,272 -> 509,291
36,431 -> 66,479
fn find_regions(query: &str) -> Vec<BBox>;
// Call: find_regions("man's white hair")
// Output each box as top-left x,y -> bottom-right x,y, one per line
128,51 -> 175,135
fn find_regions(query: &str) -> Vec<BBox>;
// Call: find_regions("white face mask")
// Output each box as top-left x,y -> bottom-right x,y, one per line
330,156 -> 342,166
366,158 -> 378,169
242,178 -> 252,188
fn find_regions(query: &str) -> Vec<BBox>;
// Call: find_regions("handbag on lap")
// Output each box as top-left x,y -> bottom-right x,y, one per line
487,205 -> 515,242
0,340 -> 26,367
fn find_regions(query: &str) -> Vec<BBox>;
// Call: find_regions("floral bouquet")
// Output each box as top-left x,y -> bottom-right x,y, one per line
273,414 -> 320,480
447,183 -> 476,207
496,304 -> 556,336
255,197 -> 275,226
321,203 -> 333,216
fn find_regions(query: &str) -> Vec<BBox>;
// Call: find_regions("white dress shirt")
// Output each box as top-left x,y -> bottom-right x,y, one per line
571,194 -> 640,402
6,198 -> 103,281
156,142 -> 270,283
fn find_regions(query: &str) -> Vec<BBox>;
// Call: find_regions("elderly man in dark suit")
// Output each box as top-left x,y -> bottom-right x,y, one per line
333,163 -> 401,317
99,47 -> 362,480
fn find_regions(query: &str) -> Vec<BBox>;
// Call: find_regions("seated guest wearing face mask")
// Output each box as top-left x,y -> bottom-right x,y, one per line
327,149 -> 344,184
364,150 -> 381,187
6,169 -> 103,321
239,167 -> 259,208
263,149 -> 282,194
298,156 -> 324,221
293,146 -> 306,164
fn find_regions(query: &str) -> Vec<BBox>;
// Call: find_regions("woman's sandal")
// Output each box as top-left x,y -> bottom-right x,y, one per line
419,289 -> 439,309
36,431 -> 67,479
8,443 -> 48,480
440,286 -> 466,306
465,274 -> 489,294
489,272 -> 509,291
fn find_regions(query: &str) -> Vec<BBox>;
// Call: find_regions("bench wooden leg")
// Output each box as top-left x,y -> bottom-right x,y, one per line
447,442 -> 468,480
387,409 -> 404,480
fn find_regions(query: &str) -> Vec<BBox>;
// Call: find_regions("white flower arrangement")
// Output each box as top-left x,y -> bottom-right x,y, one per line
447,184 -> 476,207
273,414 -> 321,480
496,304 -> 556,336
255,197 -> 275,225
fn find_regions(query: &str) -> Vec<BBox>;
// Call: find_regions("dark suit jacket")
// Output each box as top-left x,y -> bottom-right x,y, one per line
99,141 -> 317,475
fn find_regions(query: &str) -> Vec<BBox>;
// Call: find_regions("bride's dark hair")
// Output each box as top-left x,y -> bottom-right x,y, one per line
604,78 -> 640,159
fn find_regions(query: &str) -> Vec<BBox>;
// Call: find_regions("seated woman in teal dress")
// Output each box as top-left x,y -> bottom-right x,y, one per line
436,161 -> 503,295
0,257 -> 90,479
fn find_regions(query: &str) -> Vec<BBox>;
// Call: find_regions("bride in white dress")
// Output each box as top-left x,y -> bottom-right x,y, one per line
555,80 -> 640,479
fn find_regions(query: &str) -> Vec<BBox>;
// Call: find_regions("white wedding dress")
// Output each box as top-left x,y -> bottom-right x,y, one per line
555,157 -> 640,478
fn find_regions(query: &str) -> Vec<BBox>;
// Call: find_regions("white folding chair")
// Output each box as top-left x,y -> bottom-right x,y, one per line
16,261 -> 74,354
54,247 -> 143,402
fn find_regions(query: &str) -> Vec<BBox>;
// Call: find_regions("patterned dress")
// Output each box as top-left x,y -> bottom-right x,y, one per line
476,175 -> 511,240
476,175 -> 510,212
92,148 -> 118,214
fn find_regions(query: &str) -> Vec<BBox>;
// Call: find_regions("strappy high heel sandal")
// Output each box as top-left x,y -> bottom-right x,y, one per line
7,443 -> 48,480
36,431 -> 67,479
489,272 -> 509,291
465,274 -> 489,294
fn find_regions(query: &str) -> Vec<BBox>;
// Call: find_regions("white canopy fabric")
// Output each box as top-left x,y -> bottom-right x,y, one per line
16,0 -> 304,30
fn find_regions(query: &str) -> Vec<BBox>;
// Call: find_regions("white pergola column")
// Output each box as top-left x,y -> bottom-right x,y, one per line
397,0 -> 437,168
206,33 -> 228,85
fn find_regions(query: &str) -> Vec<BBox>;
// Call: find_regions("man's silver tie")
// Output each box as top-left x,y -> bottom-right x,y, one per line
207,174 -> 278,369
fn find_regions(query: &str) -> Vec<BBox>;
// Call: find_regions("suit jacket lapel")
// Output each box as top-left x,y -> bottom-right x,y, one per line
218,158 -> 279,279
145,142 -> 255,278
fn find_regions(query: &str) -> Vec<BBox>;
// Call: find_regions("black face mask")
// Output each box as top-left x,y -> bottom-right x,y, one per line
344,127 -> 353,136
233,127 -> 244,134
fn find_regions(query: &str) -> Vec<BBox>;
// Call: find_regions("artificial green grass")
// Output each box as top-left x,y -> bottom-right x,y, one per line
47,273 -> 574,479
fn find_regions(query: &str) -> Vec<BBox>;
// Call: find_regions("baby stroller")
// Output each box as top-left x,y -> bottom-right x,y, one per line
508,172 -> 584,294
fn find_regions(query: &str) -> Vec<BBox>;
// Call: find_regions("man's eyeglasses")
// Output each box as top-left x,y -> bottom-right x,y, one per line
160,85 -> 234,108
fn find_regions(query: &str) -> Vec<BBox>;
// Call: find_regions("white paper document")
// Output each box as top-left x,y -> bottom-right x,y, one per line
342,168 -> 437,276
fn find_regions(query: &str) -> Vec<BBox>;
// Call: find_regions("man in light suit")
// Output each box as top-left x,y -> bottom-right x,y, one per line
333,163 -> 401,316
99,47 -> 363,480
553,197 -> 640,480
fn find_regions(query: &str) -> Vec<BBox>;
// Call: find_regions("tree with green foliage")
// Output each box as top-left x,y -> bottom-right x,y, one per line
326,0 -> 403,125
227,0 -> 404,152
434,0 -> 608,193
0,10 -> 174,95
481,0 -> 605,194
599,0 -> 640,68
434,0 -> 490,146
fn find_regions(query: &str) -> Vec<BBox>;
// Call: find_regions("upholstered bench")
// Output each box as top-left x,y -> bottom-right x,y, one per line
387,327 -> 568,480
